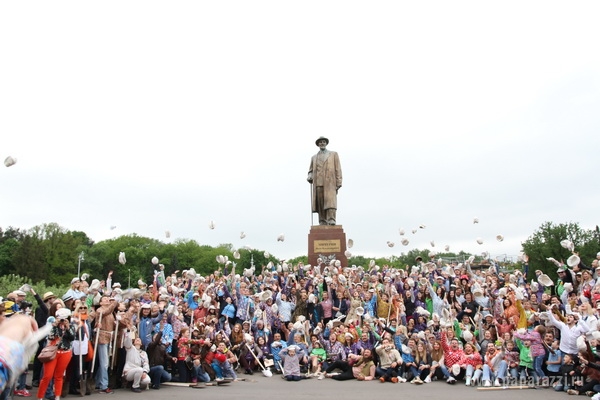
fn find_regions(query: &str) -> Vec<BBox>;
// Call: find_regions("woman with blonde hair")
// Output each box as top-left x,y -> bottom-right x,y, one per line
424,340 -> 445,382
413,340 -> 432,384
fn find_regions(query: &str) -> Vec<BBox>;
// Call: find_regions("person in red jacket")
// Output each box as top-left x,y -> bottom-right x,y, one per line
441,329 -> 465,384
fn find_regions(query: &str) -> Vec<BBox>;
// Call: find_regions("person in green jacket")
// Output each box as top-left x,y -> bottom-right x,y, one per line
515,337 -> 533,380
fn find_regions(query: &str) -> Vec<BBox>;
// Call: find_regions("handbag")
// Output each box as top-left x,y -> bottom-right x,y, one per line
86,341 -> 94,362
38,340 -> 59,363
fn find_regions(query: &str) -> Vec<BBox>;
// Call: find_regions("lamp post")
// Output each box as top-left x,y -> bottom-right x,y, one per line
128,269 -> 131,288
77,251 -> 85,278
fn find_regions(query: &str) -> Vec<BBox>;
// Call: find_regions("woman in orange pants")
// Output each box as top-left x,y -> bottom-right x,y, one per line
36,307 -> 77,400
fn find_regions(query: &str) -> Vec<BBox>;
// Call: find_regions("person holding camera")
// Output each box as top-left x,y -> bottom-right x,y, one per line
375,338 -> 404,383
36,308 -> 77,400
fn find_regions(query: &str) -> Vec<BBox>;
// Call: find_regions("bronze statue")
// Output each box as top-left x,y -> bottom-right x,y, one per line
307,137 -> 342,225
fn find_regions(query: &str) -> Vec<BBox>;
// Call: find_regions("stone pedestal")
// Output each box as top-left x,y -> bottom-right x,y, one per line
308,225 -> 347,268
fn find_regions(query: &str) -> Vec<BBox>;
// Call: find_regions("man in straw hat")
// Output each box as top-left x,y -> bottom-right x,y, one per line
307,136 -> 342,226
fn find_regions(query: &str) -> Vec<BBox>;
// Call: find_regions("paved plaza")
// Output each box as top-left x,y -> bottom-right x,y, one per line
96,376 -> 571,400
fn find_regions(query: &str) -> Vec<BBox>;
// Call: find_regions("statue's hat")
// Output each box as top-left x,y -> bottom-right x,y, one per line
315,136 -> 329,146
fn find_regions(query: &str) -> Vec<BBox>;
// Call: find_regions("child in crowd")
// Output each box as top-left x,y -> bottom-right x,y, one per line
503,340 -> 520,379
545,339 -> 562,377
309,341 -> 327,376
515,337 -> 533,381
554,353 -> 577,392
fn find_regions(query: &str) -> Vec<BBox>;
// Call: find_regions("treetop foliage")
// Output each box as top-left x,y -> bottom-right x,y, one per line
0,221 -> 597,288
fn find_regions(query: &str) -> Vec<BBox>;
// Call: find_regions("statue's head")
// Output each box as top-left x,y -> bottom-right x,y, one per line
315,136 -> 329,146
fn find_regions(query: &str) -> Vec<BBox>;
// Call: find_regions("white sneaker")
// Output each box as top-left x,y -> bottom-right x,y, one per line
398,377 -> 407,383
591,394 -> 600,400
483,380 -> 491,387
424,376 -> 431,383
465,377 -> 471,386
494,379 -> 501,387
317,373 -> 324,380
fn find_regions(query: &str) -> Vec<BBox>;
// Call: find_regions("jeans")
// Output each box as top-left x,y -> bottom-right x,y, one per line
211,361 -> 237,379
465,365 -> 482,382
533,355 -> 546,379
95,344 -> 109,390
149,365 -> 172,387
16,372 -> 27,390
211,362 -> 223,379
192,366 -> 210,383
375,366 -> 399,380
482,360 -> 508,382
440,364 -> 450,378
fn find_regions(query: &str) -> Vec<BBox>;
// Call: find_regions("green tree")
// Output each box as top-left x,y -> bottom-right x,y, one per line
521,222 -> 600,281
0,227 -> 21,276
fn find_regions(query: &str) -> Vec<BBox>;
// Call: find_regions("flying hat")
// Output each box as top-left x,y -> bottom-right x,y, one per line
567,254 -> 581,267
42,292 -> 56,302
293,321 -> 304,331
287,345 -> 298,352
462,330 -> 474,342
563,282 -> 573,293
315,136 -> 329,146
415,306 -> 430,317
4,156 -> 17,167
537,274 -> 554,287
70,277 -> 80,284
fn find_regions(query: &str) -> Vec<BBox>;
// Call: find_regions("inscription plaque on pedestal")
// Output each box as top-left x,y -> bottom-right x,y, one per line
308,225 -> 347,267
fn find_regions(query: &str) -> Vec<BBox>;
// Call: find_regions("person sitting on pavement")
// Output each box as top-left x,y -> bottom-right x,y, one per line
122,334 -> 151,393
212,342 -> 238,381
279,345 -> 309,381
146,331 -> 174,389
375,338 -> 405,383
323,349 -> 376,381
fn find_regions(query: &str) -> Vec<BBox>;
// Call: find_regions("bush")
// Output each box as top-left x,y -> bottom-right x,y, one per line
0,274 -> 69,307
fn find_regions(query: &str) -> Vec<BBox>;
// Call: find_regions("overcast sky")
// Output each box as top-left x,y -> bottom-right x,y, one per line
1,1 -> 599,264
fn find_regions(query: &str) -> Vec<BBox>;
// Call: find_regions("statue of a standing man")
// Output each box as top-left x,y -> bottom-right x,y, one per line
307,136 -> 342,225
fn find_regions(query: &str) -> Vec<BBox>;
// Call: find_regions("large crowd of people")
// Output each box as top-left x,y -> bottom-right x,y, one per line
2,252 -> 600,399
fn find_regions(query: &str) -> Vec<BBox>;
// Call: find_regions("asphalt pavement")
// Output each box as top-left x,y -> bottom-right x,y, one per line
92,375 -> 572,400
